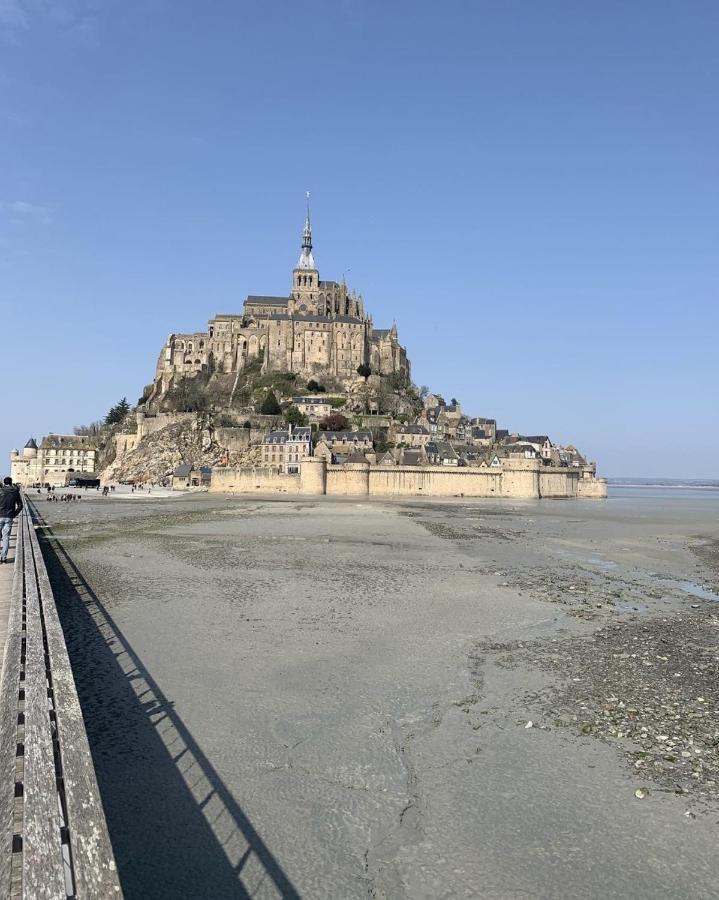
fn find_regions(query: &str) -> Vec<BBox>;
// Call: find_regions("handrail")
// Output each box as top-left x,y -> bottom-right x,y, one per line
0,499 -> 123,899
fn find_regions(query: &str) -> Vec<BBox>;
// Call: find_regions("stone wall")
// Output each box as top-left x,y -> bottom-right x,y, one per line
214,427 -> 251,452
211,466 -> 302,495
210,458 -> 608,499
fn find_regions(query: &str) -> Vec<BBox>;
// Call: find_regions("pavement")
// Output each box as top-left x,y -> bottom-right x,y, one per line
0,521 -> 16,680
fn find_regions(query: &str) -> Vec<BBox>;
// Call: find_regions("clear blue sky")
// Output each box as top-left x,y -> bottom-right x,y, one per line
2,1 -> 717,478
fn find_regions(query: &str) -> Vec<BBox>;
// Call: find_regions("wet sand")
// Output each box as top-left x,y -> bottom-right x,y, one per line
32,489 -> 719,899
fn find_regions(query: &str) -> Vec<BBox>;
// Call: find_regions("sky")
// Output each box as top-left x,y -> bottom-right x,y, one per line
1,1 -> 717,479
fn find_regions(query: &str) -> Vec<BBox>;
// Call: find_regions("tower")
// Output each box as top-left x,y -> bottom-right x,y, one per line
291,193 -> 320,310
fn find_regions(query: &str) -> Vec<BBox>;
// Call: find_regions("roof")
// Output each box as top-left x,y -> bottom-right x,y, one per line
264,431 -> 289,445
244,296 -> 288,306
396,425 -> 429,435
346,450 -> 369,463
372,328 -> 390,339
318,431 -> 372,442
40,435 -> 96,449
518,435 -> 550,445
24,438 -> 38,449
264,427 -> 312,445
292,396 -> 331,404
427,441 -> 458,459
401,450 -> 422,466
173,464 -> 192,476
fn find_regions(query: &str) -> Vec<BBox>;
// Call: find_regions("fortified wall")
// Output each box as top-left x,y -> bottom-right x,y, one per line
210,458 -> 608,499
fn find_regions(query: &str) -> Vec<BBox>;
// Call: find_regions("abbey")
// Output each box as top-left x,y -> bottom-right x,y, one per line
150,202 -> 410,398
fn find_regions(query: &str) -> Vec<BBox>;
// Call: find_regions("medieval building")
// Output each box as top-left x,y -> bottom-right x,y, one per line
151,201 -> 410,398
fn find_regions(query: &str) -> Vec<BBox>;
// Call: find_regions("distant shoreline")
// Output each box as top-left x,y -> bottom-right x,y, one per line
609,478 -> 719,489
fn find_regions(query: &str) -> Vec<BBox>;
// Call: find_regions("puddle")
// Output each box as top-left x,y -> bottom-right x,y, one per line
670,580 -> 719,602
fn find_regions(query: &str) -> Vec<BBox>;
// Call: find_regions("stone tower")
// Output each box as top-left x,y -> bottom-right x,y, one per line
290,192 -> 320,313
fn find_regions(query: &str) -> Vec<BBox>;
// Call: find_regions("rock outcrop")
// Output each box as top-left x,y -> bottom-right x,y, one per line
101,417 -> 260,484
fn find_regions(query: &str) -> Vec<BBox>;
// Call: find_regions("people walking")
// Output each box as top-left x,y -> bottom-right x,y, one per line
0,476 -> 23,564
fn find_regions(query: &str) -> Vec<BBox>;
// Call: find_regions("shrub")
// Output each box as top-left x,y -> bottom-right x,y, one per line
319,413 -> 349,432
163,378 -> 209,413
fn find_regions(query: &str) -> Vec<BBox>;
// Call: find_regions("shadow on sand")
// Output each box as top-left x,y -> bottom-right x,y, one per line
30,502 -> 301,900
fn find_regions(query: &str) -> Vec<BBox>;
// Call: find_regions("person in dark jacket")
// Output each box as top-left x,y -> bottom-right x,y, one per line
0,476 -> 23,563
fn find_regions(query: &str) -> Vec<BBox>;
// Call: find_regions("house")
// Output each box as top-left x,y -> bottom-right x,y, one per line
400,448 -> 424,466
443,402 -> 463,438
394,424 -> 431,448
468,417 -> 497,443
346,450 -> 370,464
377,450 -> 397,466
517,435 -> 553,460
172,464 -> 212,489
421,406 -> 446,437
425,441 -> 459,466
291,396 -> 333,421
261,424 -> 312,473
502,441 -> 538,459
316,431 -> 373,453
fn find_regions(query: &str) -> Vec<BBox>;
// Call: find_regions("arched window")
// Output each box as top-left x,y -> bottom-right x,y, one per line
199,340 -> 204,349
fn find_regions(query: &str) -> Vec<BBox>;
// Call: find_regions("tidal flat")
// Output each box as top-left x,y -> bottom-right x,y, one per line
32,489 -> 719,899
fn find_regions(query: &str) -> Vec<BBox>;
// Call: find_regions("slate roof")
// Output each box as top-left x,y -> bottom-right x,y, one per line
518,435 -> 550,445
25,438 -> 38,449
346,450 -> 369,464
401,450 -> 423,466
318,431 -> 372,443
372,329 -> 390,339
292,396 -> 332,404
173,464 -> 192,477
244,296 -> 288,306
264,427 -> 312,445
426,441 -> 458,459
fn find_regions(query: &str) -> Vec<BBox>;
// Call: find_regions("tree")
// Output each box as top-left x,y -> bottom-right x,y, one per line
356,363 -> 371,380
105,397 -> 130,425
260,390 -> 282,415
284,405 -> 308,427
307,379 -> 326,393
73,420 -> 104,436
319,413 -> 349,432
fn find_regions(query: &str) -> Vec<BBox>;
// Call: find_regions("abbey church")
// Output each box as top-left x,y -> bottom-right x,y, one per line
150,202 -> 410,398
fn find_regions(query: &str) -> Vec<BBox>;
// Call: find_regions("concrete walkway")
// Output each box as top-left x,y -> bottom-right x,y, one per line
0,521 -> 17,681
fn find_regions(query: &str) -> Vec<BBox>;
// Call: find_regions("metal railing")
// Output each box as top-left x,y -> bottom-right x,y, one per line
0,500 -> 123,899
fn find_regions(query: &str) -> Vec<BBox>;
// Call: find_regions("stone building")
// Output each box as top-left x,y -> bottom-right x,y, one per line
261,425 -> 312,474
10,435 -> 97,486
150,201 -> 410,400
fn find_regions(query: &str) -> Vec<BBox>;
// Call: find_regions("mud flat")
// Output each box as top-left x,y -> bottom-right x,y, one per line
32,488 -> 719,899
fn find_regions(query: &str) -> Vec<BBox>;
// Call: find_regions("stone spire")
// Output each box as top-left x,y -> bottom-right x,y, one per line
297,191 -> 316,270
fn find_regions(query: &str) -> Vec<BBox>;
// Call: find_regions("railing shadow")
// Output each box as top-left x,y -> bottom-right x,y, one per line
29,502 -> 301,900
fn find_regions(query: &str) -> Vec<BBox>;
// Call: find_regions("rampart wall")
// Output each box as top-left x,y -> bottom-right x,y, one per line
210,458 -> 607,499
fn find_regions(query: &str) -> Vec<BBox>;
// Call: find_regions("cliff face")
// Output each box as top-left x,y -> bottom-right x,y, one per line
101,417 -> 260,484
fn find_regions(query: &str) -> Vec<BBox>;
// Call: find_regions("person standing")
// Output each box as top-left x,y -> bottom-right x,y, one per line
0,476 -> 23,564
